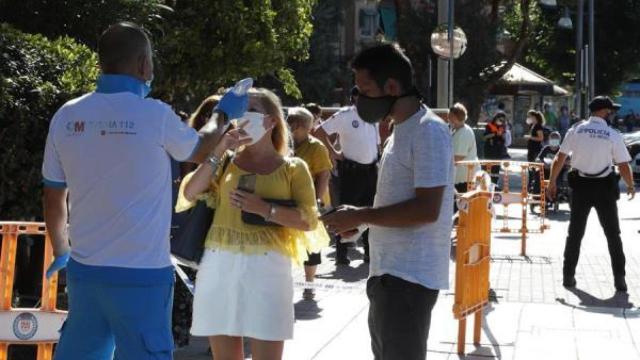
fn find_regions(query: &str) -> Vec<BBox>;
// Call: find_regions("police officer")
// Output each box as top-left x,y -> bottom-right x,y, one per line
547,96 -> 635,292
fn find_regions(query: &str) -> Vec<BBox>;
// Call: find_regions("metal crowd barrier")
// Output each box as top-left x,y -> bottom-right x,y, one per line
453,191 -> 493,355
456,160 -> 549,256
0,222 -> 66,360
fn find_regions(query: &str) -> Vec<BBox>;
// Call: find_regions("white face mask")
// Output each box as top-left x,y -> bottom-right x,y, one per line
549,139 -> 560,147
241,112 -> 267,145
526,117 -> 534,125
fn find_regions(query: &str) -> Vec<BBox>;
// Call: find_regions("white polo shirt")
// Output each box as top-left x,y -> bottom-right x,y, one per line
559,116 -> 631,177
321,106 -> 380,164
42,91 -> 199,268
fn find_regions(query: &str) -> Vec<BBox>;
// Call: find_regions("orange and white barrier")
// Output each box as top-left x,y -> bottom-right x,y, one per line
0,222 -> 66,360
456,160 -> 549,256
453,191 -> 493,355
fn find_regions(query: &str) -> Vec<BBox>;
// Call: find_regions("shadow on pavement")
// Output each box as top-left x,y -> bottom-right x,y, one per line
316,261 -> 369,283
558,287 -> 634,309
294,299 -> 323,321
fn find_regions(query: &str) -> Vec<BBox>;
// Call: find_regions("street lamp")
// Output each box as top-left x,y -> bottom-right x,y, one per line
431,22 -> 467,108
539,0 -> 557,7
430,25 -> 467,59
557,7 -> 573,30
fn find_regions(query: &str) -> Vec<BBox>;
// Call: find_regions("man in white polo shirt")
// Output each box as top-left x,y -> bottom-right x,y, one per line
316,89 -> 380,264
42,22 -> 249,359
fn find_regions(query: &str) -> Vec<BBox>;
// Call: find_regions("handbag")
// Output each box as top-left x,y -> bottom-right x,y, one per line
241,199 -> 297,227
170,156 -> 232,268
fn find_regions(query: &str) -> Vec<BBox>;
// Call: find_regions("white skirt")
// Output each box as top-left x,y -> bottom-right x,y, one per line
191,249 -> 294,341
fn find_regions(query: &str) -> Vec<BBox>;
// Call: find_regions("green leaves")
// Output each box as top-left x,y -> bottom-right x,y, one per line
0,24 -> 97,219
153,0 -> 315,105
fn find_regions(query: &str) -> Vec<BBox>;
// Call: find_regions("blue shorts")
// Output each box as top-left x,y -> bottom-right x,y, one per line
54,260 -> 175,360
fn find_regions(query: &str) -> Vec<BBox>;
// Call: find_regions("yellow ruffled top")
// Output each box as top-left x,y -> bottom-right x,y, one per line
175,155 -> 330,266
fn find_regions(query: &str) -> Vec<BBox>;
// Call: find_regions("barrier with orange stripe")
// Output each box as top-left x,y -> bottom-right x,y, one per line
0,222 -> 67,360
453,191 -> 492,355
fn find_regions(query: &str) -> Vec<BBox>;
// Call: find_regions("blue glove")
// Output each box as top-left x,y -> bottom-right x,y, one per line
214,89 -> 249,121
46,251 -> 70,279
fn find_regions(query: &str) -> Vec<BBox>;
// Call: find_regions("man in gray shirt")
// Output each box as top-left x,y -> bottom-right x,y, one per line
322,44 -> 454,359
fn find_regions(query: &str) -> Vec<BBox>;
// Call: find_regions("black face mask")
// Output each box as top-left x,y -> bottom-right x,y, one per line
353,87 -> 420,123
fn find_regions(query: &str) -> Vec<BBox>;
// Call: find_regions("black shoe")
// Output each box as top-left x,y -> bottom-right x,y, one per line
615,276 -> 627,292
336,256 -> 351,265
562,276 -> 576,288
303,288 -> 316,300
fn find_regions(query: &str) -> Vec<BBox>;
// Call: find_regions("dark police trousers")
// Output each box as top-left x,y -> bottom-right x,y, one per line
336,159 -> 377,259
564,173 -> 626,278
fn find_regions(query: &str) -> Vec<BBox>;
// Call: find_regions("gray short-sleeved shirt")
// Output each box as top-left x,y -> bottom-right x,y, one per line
369,106 -> 454,290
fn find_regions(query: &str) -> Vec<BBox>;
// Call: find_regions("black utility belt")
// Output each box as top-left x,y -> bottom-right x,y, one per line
338,159 -> 378,170
567,168 -> 619,196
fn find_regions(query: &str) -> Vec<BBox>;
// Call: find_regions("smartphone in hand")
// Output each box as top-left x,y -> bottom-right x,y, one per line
238,174 -> 256,193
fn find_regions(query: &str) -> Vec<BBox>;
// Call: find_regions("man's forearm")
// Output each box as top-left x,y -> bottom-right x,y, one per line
619,163 -> 634,188
359,198 -> 440,228
190,112 -> 227,164
43,192 -> 70,256
549,156 -> 566,184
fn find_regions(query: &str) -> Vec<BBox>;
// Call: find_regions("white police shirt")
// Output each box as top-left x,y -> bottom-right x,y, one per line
321,106 -> 380,164
559,116 -> 631,177
42,85 -> 199,269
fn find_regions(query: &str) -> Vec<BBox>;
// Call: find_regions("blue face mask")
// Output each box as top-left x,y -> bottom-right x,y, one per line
96,74 -> 153,98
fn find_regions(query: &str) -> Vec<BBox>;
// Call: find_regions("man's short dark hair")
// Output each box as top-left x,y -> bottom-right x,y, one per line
351,44 -> 414,92
98,22 -> 151,73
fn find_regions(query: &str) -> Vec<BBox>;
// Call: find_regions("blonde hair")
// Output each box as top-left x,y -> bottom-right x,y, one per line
449,102 -> 468,122
249,88 -> 290,156
188,95 -> 221,130
287,106 -> 314,129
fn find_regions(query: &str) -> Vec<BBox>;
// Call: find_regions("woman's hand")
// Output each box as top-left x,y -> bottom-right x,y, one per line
230,189 -> 270,217
213,120 -> 251,158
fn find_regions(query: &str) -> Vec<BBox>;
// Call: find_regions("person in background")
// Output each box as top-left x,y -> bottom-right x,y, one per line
525,110 -> 546,162
181,95 -> 222,176
544,103 -> 558,130
525,110 -> 546,195
483,112 -> 508,183
449,103 -> 479,194
623,111 -> 635,133
287,106 -> 333,301
538,131 -> 565,189
42,22 -> 247,359
504,118 -> 513,153
315,87 -> 380,265
559,105 -> 571,138
179,88 -> 329,360
305,103 -> 323,129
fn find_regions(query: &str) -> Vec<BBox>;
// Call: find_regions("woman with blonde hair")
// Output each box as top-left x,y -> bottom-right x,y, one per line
176,88 -> 329,360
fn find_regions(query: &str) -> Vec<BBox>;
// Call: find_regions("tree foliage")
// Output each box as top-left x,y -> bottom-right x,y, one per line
0,0 -> 167,49
154,0 -> 315,107
0,24 -> 99,219
292,0 -> 350,105
395,0 -> 533,123
519,0 -> 640,96
0,0 -> 316,108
